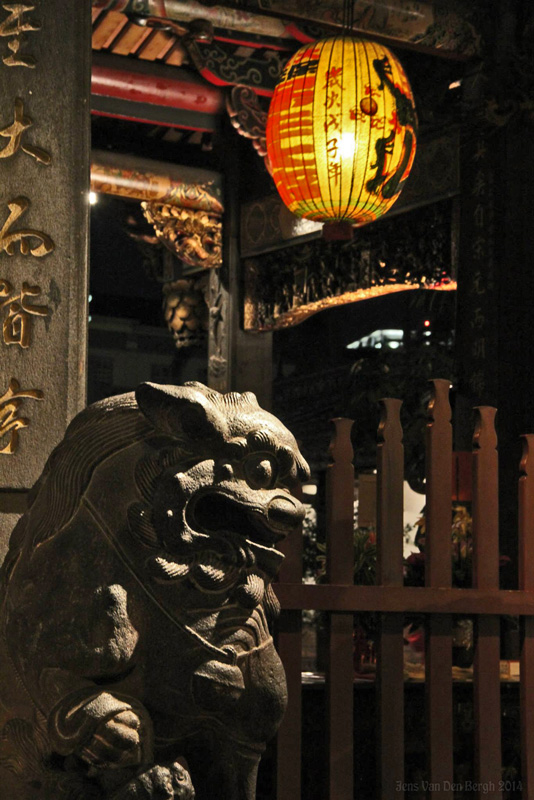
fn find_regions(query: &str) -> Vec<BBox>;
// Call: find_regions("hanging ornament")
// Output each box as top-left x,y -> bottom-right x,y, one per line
265,37 -> 417,236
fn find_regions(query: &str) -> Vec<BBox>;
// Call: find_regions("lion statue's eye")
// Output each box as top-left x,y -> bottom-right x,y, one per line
244,454 -> 278,489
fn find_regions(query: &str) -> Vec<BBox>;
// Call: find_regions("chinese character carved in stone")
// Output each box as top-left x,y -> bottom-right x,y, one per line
0,382 -> 310,799
0,2 -> 40,68
0,376 -> 43,453
0,278 -> 49,347
0,196 -> 54,257
0,98 -> 51,164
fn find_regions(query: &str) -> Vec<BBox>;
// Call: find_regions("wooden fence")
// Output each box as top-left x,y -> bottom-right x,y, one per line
274,379 -> 534,800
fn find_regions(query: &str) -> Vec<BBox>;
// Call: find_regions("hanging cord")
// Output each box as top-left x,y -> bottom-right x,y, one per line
342,0 -> 354,35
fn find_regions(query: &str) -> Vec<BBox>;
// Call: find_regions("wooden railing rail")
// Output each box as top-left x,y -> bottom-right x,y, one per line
275,584 -> 534,615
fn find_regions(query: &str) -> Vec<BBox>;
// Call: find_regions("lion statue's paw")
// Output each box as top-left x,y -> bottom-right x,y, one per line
109,761 -> 194,800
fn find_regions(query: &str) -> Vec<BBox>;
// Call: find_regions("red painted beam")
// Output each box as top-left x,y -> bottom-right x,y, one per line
91,54 -> 224,115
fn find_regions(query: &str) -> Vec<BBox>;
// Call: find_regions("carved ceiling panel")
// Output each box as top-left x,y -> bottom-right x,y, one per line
244,198 -> 457,331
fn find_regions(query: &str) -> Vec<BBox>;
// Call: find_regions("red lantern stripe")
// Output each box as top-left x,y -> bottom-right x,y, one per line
285,47 -> 306,211
280,55 -> 300,210
305,44 -> 324,220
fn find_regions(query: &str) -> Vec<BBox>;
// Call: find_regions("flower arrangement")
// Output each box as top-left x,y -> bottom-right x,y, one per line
308,503 -> 511,589
404,504 -> 511,587
316,526 -> 377,586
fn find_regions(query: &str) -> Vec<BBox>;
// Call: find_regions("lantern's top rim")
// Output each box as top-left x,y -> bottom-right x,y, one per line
290,34 -> 392,48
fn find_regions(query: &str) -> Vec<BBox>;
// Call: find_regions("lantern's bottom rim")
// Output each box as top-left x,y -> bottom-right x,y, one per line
322,220 -> 354,241
286,206 -> 392,227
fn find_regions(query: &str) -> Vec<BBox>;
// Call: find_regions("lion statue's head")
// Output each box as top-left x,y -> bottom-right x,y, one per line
2,381 -> 310,615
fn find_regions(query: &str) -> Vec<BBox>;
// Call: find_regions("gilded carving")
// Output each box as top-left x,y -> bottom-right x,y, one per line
0,381 -> 309,798
0,98 -> 51,164
143,201 -> 222,271
0,3 -> 40,68
0,376 -> 43,454
0,278 -> 49,347
0,196 -> 54,257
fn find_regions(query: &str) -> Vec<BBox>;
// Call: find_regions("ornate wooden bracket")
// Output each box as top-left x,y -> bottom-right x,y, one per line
226,85 -> 269,160
124,11 -> 285,97
142,202 -> 222,271
183,35 -> 284,97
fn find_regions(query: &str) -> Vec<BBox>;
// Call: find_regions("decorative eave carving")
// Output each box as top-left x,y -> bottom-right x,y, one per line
142,202 -> 222,271
90,151 -> 224,273
460,4 -> 534,129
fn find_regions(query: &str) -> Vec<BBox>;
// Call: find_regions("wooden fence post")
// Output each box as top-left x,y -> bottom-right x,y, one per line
376,398 -> 405,799
326,418 -> 354,800
276,485 -> 303,800
472,406 -> 502,799
519,434 -> 534,797
425,379 -> 454,798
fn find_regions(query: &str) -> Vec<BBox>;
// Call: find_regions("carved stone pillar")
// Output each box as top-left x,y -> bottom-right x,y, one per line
454,0 -> 534,580
0,1 -> 91,555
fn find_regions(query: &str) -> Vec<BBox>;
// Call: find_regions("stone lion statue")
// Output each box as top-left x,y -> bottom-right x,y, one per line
0,382 -> 309,800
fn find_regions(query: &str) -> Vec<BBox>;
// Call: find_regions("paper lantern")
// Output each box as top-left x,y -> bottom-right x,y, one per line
266,37 -> 417,230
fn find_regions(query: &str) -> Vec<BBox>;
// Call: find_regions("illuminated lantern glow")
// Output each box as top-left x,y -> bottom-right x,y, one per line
266,37 -> 417,229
